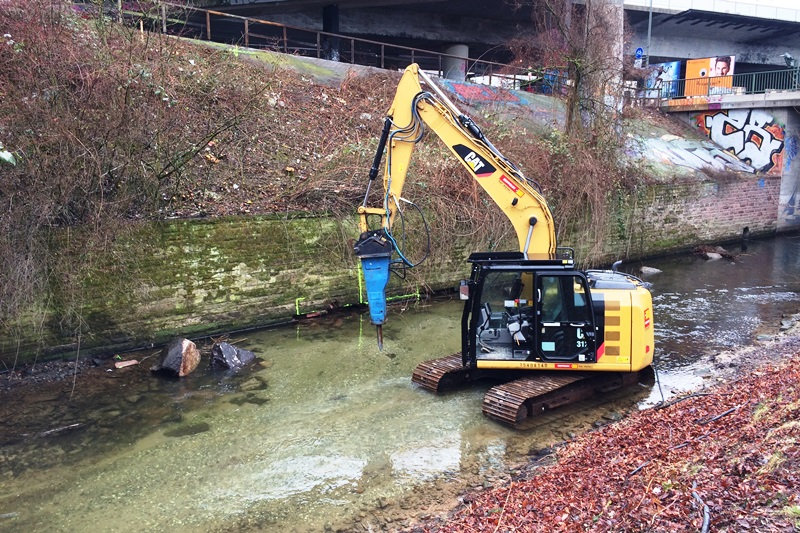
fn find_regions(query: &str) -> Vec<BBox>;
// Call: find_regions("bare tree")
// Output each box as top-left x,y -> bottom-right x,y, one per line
508,0 -> 624,138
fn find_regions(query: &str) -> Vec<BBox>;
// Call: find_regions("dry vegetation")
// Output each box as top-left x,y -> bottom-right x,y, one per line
0,0 -> 640,349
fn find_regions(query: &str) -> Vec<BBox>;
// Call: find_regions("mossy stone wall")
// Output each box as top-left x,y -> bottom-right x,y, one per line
0,177 -> 782,364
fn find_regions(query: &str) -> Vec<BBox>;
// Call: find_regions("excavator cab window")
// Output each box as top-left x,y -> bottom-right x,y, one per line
535,273 -> 595,362
473,270 -> 535,360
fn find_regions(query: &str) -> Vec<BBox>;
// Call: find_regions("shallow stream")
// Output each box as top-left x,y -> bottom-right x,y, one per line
1,235 -> 799,532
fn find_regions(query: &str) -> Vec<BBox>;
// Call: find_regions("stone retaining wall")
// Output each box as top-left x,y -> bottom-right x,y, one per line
0,176 -> 785,363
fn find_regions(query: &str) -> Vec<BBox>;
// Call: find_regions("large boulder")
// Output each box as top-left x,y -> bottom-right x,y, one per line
151,338 -> 200,377
211,342 -> 255,371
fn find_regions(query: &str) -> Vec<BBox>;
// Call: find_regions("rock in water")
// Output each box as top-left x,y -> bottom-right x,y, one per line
237,347 -> 255,366
211,342 -> 255,370
152,338 -> 200,377
639,266 -> 662,276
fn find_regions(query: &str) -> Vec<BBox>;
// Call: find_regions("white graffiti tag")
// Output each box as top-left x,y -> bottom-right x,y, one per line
636,135 -> 756,174
703,110 -> 784,172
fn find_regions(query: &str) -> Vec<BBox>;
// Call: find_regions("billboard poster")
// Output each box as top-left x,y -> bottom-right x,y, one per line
685,56 -> 736,96
646,61 -> 681,97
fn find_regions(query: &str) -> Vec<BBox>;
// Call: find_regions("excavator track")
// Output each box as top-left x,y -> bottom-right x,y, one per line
411,353 -> 472,392
482,371 -> 643,427
413,354 -> 649,427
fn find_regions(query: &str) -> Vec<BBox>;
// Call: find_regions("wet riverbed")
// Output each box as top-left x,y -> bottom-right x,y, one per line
1,235 -> 799,532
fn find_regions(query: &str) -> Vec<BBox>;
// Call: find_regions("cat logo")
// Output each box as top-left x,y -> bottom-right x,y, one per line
453,144 -> 496,177
464,152 -> 485,173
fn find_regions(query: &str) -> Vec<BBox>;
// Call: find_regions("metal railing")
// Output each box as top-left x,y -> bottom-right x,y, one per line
80,1 -> 550,88
643,68 -> 800,101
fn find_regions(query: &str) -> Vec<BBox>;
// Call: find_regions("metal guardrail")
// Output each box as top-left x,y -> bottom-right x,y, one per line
643,68 -> 800,101
82,0 -> 555,89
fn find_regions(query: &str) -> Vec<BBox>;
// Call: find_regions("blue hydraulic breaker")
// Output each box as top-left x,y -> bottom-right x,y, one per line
354,229 -> 393,349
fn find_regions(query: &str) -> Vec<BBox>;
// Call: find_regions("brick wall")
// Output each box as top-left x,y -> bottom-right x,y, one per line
605,177 -> 781,260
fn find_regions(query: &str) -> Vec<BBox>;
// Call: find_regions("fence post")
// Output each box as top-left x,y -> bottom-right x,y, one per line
350,38 -> 354,63
117,0 -> 122,23
206,11 -> 211,40
244,19 -> 249,48
380,44 -> 384,69
316,32 -> 320,58
161,4 -> 167,33
283,27 -> 288,53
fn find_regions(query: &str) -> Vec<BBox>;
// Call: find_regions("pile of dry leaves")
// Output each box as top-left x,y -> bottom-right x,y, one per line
416,353 -> 800,532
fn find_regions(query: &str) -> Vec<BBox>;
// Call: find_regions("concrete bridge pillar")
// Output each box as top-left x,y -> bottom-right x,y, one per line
322,4 -> 340,62
443,44 -> 468,81
780,109 -> 800,230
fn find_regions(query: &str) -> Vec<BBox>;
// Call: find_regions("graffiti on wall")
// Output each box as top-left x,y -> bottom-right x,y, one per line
694,109 -> 785,174
636,134 -> 757,174
439,80 -> 522,105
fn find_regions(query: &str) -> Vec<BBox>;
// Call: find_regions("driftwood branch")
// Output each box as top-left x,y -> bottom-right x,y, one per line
493,483 -> 514,533
628,460 -> 651,476
696,404 -> 743,425
657,392 -> 713,410
692,482 -> 711,533
39,423 -> 84,437
631,429 -> 719,477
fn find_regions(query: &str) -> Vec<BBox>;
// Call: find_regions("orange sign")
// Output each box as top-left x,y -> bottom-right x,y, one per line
685,56 -> 735,96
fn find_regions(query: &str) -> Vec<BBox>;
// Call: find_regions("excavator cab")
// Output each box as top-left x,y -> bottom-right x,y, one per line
462,253 -> 597,369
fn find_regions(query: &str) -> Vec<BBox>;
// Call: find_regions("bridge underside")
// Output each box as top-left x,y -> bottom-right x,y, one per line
193,1 -> 800,72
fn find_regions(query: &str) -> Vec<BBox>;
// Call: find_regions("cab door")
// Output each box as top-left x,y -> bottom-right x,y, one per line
535,272 -> 596,362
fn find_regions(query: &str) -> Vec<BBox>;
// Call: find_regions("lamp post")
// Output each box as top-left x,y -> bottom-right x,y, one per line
645,0 -> 653,67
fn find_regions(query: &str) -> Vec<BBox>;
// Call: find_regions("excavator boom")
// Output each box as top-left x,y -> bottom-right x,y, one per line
354,64 -> 556,330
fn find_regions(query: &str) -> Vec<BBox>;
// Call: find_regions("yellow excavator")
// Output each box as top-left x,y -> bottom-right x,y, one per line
354,64 -> 654,426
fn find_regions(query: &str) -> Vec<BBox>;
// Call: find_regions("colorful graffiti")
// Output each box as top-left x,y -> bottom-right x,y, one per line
439,80 -> 522,105
694,109 -> 785,174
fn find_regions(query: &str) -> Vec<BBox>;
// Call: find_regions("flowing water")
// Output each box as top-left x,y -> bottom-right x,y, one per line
1,235 -> 799,532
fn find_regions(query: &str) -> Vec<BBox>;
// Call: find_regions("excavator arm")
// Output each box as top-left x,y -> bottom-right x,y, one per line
354,64 -> 557,345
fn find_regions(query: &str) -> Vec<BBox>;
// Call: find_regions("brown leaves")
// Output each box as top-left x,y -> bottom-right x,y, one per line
420,360 -> 800,532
